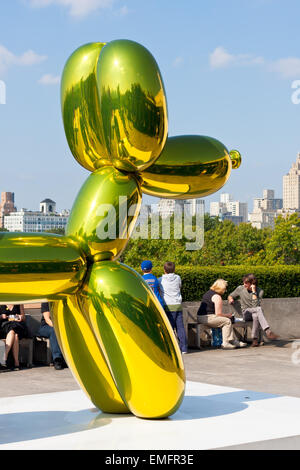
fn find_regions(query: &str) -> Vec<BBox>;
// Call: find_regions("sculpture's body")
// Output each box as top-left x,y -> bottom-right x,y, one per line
0,40 -> 241,418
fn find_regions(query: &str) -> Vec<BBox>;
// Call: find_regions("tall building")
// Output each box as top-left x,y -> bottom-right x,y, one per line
209,201 -> 226,217
283,153 -> 300,210
0,192 -> 16,227
158,199 -> 182,218
249,189 -> 283,229
40,198 -> 56,214
222,214 -> 244,225
209,193 -> 248,224
227,201 -> 248,222
220,193 -> 233,204
4,198 -> 69,233
263,189 -> 274,200
158,198 -> 204,218
186,199 -> 205,217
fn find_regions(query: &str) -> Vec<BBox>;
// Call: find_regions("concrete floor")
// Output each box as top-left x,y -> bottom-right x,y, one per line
1,340 -> 299,398
3,380 -> 300,450
1,340 -> 300,449
184,340 -> 300,398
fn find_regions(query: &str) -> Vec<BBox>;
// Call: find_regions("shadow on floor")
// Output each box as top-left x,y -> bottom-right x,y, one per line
0,408 -> 112,445
0,388 -> 280,445
171,389 -> 279,421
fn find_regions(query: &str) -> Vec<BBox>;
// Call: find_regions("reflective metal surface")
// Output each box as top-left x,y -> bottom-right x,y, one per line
0,40 -> 243,419
0,233 -> 86,303
140,135 -> 236,199
229,149 -> 242,169
61,42 -> 110,172
61,39 -> 168,174
51,297 -> 129,414
79,261 -> 185,419
96,39 -> 168,172
66,166 -> 141,261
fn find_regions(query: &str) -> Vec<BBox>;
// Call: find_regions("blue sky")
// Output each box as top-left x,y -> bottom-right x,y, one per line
1,0 -> 300,213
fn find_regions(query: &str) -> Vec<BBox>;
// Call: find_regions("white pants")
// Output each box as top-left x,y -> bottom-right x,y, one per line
197,314 -> 234,344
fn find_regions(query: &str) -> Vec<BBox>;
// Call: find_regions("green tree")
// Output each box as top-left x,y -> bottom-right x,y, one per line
264,213 -> 300,265
121,212 -> 300,268
203,213 -> 221,232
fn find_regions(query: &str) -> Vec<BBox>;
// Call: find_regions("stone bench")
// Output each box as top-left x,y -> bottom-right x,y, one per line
182,301 -> 260,348
183,297 -> 300,346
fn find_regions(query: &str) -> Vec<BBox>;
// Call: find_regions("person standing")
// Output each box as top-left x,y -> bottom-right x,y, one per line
38,302 -> 67,370
198,279 -> 247,349
141,260 -> 164,307
228,273 -> 279,347
159,262 -> 188,354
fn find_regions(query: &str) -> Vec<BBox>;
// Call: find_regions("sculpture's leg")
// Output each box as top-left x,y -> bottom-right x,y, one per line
79,261 -> 186,419
51,295 -> 129,414
0,233 -> 86,303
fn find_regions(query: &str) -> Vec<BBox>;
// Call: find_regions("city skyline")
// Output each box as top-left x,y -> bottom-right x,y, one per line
2,196 -> 69,232
1,2 -> 300,212
1,146 -> 297,217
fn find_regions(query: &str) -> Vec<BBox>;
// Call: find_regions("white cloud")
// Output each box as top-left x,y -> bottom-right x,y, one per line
28,0 -> 114,17
210,46 -> 264,69
172,56 -> 184,68
0,44 -> 47,76
38,73 -> 60,85
210,46 -> 300,80
210,47 -> 234,69
270,57 -> 300,78
18,49 -> 47,66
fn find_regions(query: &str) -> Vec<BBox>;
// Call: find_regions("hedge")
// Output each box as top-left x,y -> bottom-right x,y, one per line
131,265 -> 300,301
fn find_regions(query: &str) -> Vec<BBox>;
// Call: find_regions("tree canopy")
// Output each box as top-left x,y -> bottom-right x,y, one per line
121,213 -> 300,267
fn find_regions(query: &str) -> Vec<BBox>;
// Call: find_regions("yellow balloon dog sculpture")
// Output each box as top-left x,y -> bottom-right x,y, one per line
0,40 -> 241,418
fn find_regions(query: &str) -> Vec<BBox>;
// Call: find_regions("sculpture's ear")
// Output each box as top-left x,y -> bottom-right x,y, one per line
61,40 -> 168,174
140,135 -> 242,199
61,42 -> 109,172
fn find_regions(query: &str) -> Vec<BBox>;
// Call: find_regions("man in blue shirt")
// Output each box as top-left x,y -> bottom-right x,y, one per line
141,260 -> 164,307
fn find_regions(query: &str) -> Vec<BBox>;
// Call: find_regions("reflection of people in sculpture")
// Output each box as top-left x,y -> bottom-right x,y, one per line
0,304 -> 27,370
0,39 -> 242,418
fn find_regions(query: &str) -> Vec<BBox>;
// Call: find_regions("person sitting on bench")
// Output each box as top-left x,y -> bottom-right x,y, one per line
0,304 -> 27,370
228,273 -> 279,347
197,279 -> 247,349
38,302 -> 67,370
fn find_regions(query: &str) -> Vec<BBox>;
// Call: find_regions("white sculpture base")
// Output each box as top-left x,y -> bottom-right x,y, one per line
1,381 -> 300,450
